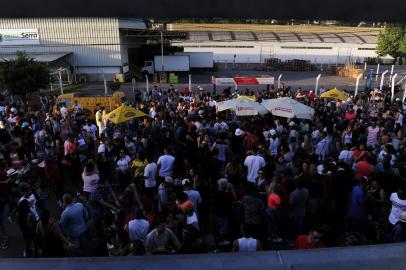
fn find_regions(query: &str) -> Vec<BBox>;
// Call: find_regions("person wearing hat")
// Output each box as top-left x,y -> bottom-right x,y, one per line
391,211 -> 406,243
268,129 -> 280,158
158,176 -> 176,212
179,199 -> 199,231
182,178 -> 201,212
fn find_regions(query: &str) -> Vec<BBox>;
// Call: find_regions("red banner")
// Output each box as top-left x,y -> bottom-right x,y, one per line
233,77 -> 259,85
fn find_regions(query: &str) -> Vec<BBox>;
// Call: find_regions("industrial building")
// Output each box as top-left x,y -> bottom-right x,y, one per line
172,30 -> 389,65
0,19 -> 390,83
0,18 -> 152,83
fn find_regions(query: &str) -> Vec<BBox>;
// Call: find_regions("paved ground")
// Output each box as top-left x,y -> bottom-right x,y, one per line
70,69 -> 402,98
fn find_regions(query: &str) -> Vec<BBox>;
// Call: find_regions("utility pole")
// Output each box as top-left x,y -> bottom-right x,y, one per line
161,30 -> 164,73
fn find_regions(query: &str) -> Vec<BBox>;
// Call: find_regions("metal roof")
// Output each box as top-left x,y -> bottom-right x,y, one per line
0,52 -> 71,63
186,31 -> 377,44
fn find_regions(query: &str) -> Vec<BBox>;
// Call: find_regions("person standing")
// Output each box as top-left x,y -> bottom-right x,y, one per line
36,209 -> 72,257
143,157 -> 158,200
348,176 -> 368,233
232,224 -> 262,252
389,186 -> 406,227
367,120 -> 380,149
244,148 -> 266,184
157,147 -> 175,180
145,217 -> 180,255
59,193 -> 88,249
289,178 -> 309,240
125,209 -> 150,245
95,107 -> 105,137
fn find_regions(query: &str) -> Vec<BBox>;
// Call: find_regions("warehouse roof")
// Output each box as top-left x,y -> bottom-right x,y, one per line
186,31 -> 377,44
0,52 -> 71,63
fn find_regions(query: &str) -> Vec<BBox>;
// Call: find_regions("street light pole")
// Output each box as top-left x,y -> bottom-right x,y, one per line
161,30 -> 164,73
391,73 -> 398,101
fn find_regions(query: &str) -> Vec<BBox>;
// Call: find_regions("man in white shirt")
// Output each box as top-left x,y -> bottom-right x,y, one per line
157,147 -> 175,178
125,209 -> 150,244
95,107 -> 105,137
244,148 -> 266,183
311,125 -> 321,143
82,120 -> 98,140
338,143 -> 353,166
268,130 -> 280,157
144,159 -> 158,198
60,104 -> 69,119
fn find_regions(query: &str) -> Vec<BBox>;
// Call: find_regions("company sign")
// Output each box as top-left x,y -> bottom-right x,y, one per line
212,76 -> 236,86
212,76 -> 275,86
0,29 -> 40,45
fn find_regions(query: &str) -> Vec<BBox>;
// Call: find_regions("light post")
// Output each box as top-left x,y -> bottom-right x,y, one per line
391,73 -> 398,101
380,70 -> 388,90
315,74 -> 322,95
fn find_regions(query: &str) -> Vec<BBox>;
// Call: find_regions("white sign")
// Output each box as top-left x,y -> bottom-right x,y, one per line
0,29 -> 40,46
212,77 -> 236,86
256,77 -> 275,85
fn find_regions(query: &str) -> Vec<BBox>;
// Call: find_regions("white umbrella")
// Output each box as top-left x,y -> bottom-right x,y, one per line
261,97 -> 314,120
216,97 -> 268,116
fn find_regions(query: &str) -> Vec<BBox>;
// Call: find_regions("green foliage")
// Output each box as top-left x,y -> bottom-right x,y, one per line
376,25 -> 404,60
0,51 -> 49,99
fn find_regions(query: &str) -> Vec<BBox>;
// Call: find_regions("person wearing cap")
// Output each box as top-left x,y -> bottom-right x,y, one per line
182,178 -> 201,212
158,176 -> 175,212
179,199 -> 199,231
391,211 -> 406,243
268,129 -> 280,158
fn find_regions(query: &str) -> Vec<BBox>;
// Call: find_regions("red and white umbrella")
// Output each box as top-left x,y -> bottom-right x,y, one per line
261,97 -> 314,120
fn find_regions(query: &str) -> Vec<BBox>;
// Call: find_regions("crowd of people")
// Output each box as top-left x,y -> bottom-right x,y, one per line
0,83 -> 406,258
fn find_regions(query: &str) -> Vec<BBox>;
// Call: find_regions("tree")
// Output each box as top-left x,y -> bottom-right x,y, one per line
0,51 -> 49,101
376,25 -> 405,64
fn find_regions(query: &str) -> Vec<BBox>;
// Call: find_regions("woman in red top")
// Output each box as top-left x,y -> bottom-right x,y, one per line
352,143 -> 368,163
295,227 -> 326,249
266,182 -> 282,242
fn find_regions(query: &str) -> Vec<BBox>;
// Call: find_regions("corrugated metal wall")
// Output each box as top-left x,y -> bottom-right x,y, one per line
0,18 -> 122,69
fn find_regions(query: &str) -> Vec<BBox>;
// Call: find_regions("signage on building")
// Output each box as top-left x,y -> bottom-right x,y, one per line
0,29 -> 40,45
212,76 -> 275,86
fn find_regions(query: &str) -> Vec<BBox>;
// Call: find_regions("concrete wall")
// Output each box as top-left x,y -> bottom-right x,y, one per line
0,243 -> 405,270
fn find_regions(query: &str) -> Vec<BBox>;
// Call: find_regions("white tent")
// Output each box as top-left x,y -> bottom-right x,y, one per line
216,97 -> 268,116
261,97 -> 314,120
